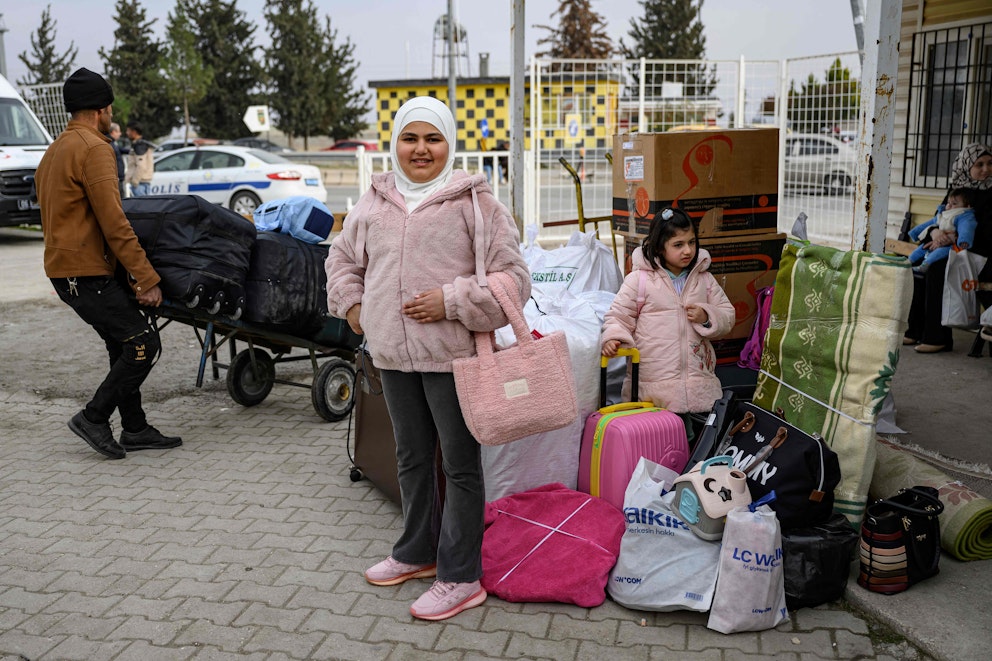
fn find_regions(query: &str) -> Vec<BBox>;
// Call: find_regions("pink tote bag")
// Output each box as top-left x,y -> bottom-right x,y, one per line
453,272 -> 578,446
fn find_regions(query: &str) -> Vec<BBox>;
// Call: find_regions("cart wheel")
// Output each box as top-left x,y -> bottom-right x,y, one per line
227,348 -> 275,407
208,290 -> 225,315
350,467 -> 364,482
311,357 -> 356,422
185,285 -> 204,309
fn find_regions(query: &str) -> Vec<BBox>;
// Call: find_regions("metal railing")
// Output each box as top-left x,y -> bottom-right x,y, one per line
18,82 -> 67,137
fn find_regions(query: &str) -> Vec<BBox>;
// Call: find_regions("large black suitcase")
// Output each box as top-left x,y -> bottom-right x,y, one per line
123,195 -> 257,317
243,231 -> 329,335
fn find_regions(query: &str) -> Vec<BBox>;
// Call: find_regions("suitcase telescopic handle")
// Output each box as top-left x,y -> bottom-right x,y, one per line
599,347 -> 640,408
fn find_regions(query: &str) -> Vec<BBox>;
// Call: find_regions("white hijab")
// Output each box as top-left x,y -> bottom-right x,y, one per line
390,96 -> 457,211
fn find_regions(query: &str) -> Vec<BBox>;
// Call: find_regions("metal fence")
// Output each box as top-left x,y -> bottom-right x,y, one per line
354,54 -> 863,249
19,82 -> 68,138
21,55 -> 863,248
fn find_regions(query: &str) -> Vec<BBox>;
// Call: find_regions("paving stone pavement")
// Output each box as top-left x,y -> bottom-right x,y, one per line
0,362 -> 933,661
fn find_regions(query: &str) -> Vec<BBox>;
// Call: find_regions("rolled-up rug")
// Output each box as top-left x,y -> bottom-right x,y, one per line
872,437 -> 992,561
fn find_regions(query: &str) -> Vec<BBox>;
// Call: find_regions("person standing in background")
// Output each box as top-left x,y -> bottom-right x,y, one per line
107,122 -> 126,198
125,121 -> 154,197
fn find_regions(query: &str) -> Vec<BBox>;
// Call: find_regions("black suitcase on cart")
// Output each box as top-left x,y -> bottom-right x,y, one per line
123,195 -> 257,318
243,231 -> 329,336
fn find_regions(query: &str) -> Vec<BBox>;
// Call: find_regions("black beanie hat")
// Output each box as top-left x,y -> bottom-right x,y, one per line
63,68 -> 114,113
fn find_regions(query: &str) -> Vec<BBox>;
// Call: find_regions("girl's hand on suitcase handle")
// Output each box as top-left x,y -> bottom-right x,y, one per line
402,289 -> 445,323
602,339 -> 621,357
346,304 -> 363,335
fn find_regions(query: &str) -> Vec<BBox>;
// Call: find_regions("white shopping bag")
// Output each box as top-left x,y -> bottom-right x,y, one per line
707,502 -> 790,634
607,458 -> 721,612
942,249 -> 987,329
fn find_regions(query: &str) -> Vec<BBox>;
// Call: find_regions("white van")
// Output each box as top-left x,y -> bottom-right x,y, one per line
0,74 -> 54,227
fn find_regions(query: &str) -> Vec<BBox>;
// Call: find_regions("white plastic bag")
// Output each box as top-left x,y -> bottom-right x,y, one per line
528,229 -> 622,297
607,458 -> 721,612
707,503 -> 790,634
942,249 -> 987,329
981,305 -> 992,327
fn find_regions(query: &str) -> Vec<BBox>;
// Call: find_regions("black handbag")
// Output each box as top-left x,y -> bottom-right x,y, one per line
716,402 -> 841,529
857,486 -> 944,595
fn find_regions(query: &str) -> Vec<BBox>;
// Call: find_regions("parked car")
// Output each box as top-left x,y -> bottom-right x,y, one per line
323,139 -> 378,151
151,145 -> 326,216
783,134 -> 857,195
155,137 -> 220,152
230,137 -> 293,153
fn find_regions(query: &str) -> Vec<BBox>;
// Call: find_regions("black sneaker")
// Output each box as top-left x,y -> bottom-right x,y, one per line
119,425 -> 182,451
69,411 -> 125,459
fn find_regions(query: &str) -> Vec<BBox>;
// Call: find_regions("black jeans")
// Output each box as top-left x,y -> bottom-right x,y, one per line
51,276 -> 160,431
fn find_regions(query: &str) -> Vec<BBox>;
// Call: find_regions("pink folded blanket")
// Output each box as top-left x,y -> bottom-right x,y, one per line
482,482 -> 626,607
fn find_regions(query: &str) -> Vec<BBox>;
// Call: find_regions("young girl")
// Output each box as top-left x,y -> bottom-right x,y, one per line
325,97 -> 530,621
601,207 -> 735,434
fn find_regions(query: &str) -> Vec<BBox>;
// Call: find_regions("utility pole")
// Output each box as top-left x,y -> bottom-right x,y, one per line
0,14 -> 8,80
447,0 -> 457,116
849,0 -> 866,64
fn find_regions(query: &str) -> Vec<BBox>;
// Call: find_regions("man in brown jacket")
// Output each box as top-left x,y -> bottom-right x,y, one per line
35,67 -> 181,460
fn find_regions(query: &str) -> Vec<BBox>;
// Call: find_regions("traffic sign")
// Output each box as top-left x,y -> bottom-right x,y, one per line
243,105 -> 271,133
479,118 -> 489,138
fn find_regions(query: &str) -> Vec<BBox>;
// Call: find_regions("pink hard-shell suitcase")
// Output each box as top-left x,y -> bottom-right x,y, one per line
577,348 -> 689,511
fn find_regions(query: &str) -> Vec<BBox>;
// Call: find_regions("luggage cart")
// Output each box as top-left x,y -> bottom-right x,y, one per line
544,155 -> 620,262
150,300 -> 363,422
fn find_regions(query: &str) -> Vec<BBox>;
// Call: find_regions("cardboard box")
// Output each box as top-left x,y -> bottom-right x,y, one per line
612,129 -> 779,238
621,230 -> 786,364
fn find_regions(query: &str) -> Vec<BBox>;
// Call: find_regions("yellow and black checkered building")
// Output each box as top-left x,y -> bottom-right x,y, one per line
368,74 -> 623,153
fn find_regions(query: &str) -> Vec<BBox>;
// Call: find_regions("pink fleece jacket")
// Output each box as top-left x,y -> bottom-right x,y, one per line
601,247 -> 735,413
325,170 -> 530,373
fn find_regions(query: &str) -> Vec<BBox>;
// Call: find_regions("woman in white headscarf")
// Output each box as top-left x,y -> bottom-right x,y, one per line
325,97 -> 530,621
905,142 -> 992,352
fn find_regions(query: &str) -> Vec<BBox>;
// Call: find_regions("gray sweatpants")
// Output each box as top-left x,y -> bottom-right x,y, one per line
380,369 -> 484,583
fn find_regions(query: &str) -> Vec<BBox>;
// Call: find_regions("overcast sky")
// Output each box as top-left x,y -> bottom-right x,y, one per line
2,0 -> 860,88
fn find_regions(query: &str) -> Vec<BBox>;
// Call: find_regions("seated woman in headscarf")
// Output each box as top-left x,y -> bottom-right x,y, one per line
904,143 -> 992,353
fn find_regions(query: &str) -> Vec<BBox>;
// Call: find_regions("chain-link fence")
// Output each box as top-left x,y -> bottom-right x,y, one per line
19,82 -> 68,138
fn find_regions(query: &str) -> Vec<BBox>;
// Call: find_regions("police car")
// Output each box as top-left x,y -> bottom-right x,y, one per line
151,145 -> 326,216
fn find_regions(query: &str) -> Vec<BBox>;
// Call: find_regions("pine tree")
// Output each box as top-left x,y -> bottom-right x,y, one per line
264,0 -> 326,150
99,0 -> 176,140
16,4 -> 78,86
788,58 -> 861,134
318,16 -> 370,141
163,1 -> 213,143
535,0 -> 615,69
622,0 -> 717,98
186,0 -> 263,139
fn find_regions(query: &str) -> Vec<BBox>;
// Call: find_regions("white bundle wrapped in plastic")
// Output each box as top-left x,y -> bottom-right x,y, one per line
484,289 -> 604,501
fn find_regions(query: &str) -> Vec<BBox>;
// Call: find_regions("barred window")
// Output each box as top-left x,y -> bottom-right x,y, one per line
905,21 -> 992,188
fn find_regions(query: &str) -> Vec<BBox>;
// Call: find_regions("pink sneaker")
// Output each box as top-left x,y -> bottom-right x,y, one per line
364,557 -> 437,586
409,580 -> 487,621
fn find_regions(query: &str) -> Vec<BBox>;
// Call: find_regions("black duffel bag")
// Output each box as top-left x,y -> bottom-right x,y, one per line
719,401 -> 842,529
